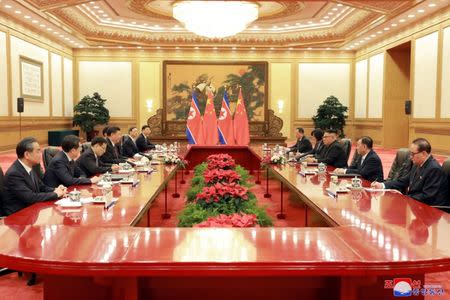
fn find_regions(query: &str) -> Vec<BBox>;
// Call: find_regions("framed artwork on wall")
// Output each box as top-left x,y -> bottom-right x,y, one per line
162,61 -> 268,135
20,55 -> 44,102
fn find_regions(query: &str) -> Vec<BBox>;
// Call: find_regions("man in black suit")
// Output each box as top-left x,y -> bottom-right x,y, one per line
334,136 -> 383,181
289,127 -> 312,154
306,129 -> 348,168
77,137 -> 119,177
136,125 -> 155,152
372,138 -> 448,206
2,137 -> 66,215
297,129 -> 325,160
121,126 -> 140,158
101,126 -> 128,165
43,135 -> 100,188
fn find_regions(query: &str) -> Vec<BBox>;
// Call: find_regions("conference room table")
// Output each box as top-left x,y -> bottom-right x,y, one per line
0,146 -> 448,300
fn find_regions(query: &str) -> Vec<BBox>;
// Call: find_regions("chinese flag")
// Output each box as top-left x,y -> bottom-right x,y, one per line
186,92 -> 204,145
203,89 -> 219,145
233,88 -> 250,145
218,90 -> 235,145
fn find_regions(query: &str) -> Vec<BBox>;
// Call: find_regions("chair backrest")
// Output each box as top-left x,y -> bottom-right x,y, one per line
387,148 -> 411,181
32,163 -> 44,180
43,147 -> 60,170
81,142 -> 91,153
340,138 -> 352,161
442,158 -> 450,198
349,151 -> 362,168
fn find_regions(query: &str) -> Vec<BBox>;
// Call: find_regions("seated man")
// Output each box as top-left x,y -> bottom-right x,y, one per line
101,126 -> 128,165
2,137 -> 66,215
77,137 -> 119,177
136,125 -> 155,152
334,136 -> 383,181
44,135 -> 100,188
297,129 -> 325,160
306,129 -> 347,168
289,127 -> 312,154
372,138 -> 448,206
121,126 -> 139,158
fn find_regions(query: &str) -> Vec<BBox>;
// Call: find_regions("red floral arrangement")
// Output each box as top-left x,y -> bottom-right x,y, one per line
194,213 -> 258,228
206,153 -> 236,170
196,182 -> 248,204
204,169 -> 241,184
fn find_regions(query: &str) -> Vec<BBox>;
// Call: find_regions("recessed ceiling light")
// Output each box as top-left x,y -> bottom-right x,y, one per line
14,10 -> 21,14
119,19 -> 124,22
391,23 -> 397,27
332,8 -> 338,11
98,10 -> 104,13
272,25 -> 278,29
53,31 -> 58,35
24,15 -> 31,19
345,47 -> 350,50
270,47 -> 274,50
428,3 -> 436,7
384,27 -> 390,30
194,46 -> 198,49
102,14 -> 108,17
350,45 -> 354,48
399,19 -> 406,23
176,46 -> 180,49
64,37 -> 70,40
337,3 -> 343,7
295,23 -> 300,26
40,24 -> 46,27
324,16 -> 329,19
90,1 -> 95,4
118,46 -> 122,48
4,5 -> 12,8
289,47 -> 294,50
157,46 -> 161,49
131,22 -> 136,24
253,25 -> 258,29
47,28 -> 53,31
251,47 -> 255,50
326,47 -> 330,50
328,12 -> 333,15
417,9 -> 425,13
213,47 -> 218,50
232,47 -> 236,50
137,46 -> 142,49
284,24 -> 289,27
59,35 -> 64,37
32,19 -> 39,23
377,31 -> 382,34
93,6 -> 99,9
365,37 -> 370,40
308,21 -> 313,24
408,14 -> 415,18
370,34 -> 376,37
307,47 -> 312,50
70,40 -> 75,43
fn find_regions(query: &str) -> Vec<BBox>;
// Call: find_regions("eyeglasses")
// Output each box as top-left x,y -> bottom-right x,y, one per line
410,151 -> 421,157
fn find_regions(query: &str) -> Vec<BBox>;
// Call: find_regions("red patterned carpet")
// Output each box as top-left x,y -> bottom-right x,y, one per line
0,146 -> 448,299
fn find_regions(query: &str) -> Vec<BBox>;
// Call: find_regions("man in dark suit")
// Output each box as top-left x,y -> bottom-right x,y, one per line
136,125 -> 155,152
297,129 -> 325,160
77,137 -> 119,177
101,126 -> 128,165
2,137 -> 66,215
121,126 -> 139,158
372,138 -> 448,206
289,127 -> 312,154
43,135 -> 100,188
306,129 -> 347,168
334,136 -> 383,181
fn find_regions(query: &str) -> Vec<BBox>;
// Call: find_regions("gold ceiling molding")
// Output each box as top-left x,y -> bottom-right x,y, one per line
341,1 -> 412,14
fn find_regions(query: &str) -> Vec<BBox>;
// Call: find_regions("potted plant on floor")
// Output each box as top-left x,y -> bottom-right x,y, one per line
312,95 -> 348,137
73,92 -> 110,141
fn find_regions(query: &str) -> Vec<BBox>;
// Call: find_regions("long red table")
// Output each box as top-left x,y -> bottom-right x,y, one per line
0,146 -> 448,300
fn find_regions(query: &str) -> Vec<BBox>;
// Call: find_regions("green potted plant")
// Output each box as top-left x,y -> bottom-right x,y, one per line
73,92 -> 110,141
312,95 -> 348,137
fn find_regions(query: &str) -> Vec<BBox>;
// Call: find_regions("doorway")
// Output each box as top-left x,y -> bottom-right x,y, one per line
383,42 -> 411,148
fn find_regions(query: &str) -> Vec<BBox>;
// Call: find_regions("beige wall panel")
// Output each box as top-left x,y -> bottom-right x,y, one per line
441,26 -> 450,118
368,53 -> 384,118
78,61 -> 132,118
355,59 -> 368,118
10,36 -> 50,116
51,53 -> 63,116
413,31 -> 438,118
63,58 -> 73,117
139,61 -> 160,127
0,31 -> 7,116
270,63 -> 291,138
297,63 -> 350,119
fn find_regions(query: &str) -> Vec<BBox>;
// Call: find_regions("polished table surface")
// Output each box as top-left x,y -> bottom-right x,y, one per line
0,147 -> 449,278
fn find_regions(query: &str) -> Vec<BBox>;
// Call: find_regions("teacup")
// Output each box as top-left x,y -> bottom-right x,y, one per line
68,189 -> 81,202
351,177 -> 363,189
318,163 -> 326,174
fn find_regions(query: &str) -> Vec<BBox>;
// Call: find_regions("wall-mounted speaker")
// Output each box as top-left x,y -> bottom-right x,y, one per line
17,97 -> 24,113
404,100 -> 411,115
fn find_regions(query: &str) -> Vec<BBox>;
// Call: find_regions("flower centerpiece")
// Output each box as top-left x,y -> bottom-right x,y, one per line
194,213 -> 258,228
195,182 -> 249,209
261,152 -> 287,167
163,154 -> 188,169
204,169 -> 241,185
206,153 -> 236,170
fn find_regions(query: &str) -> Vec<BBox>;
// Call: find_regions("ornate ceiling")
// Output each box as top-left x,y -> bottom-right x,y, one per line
0,0 -> 449,50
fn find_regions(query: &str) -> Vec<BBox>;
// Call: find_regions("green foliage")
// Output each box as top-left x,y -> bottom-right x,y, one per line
235,165 -> 252,187
73,92 -> 110,134
178,203 -> 213,227
186,182 -> 204,202
312,95 -> 348,137
194,163 -> 208,177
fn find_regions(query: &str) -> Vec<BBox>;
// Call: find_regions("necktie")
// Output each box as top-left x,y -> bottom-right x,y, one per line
95,156 -> 99,167
69,160 -> 75,175
113,146 -> 119,158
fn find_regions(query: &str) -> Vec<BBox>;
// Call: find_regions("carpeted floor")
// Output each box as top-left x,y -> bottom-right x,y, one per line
0,146 -> 448,300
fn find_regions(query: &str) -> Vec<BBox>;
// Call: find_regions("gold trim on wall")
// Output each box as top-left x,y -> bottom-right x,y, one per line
48,51 -> 53,116
5,29 -> 12,117
19,55 -> 44,102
